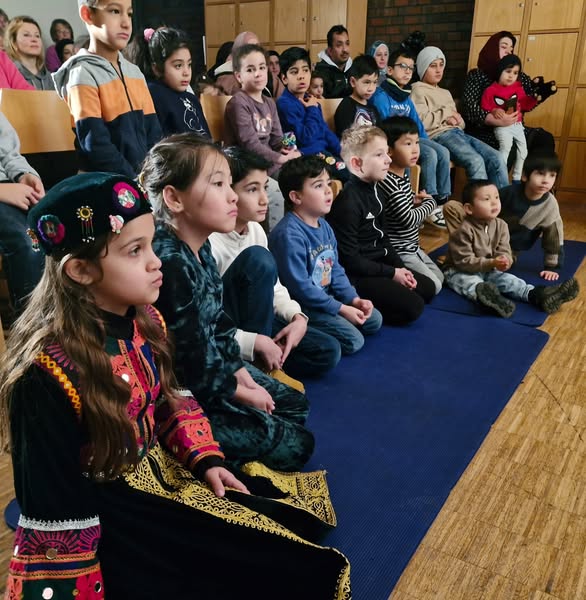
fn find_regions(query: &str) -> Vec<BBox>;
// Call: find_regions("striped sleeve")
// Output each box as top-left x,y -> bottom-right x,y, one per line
379,172 -> 436,253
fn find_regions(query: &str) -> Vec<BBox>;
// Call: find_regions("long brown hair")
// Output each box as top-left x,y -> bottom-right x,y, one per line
0,230 -> 179,479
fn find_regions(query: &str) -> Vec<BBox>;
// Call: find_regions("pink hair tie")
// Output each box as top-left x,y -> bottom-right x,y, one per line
144,28 -> 155,42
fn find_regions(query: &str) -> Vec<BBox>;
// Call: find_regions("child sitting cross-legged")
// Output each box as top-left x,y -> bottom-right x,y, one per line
378,116 -> 444,294
209,146 -> 341,379
269,155 -> 382,357
334,54 -> 380,137
327,125 -> 436,325
277,47 -> 348,181
444,179 -> 579,317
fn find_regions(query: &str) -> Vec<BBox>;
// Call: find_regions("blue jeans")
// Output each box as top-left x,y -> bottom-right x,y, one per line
445,268 -> 534,302
0,201 -> 45,313
301,306 -> 383,356
419,138 -> 451,198
222,246 -> 341,377
434,128 -> 509,189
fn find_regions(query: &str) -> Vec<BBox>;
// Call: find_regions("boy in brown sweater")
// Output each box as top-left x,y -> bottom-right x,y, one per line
444,180 -> 578,317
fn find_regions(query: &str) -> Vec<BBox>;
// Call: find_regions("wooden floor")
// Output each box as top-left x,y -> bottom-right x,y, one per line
0,200 -> 584,597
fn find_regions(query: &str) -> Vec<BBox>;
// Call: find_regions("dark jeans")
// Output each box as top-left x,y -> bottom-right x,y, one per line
221,246 -> 341,378
0,201 -> 45,313
352,268 -> 436,325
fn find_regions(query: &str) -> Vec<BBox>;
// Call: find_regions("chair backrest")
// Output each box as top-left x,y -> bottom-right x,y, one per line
0,89 -> 75,154
318,98 -> 343,134
200,94 -> 232,144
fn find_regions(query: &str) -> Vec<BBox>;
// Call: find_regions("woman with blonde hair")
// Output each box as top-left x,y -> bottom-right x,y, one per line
4,15 -> 54,90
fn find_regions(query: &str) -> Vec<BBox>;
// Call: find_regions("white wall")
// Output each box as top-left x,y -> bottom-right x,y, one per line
3,0 -> 83,47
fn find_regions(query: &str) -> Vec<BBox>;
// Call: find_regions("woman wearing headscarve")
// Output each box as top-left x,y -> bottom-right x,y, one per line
461,31 -> 556,156
367,40 -> 389,85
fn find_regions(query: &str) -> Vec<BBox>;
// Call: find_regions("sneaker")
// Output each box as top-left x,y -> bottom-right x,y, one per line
529,278 -> 579,314
476,282 -> 516,318
267,368 -> 305,393
426,207 -> 446,229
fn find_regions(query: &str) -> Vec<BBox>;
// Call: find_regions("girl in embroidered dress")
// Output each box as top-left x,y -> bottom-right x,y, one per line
0,172 -> 350,599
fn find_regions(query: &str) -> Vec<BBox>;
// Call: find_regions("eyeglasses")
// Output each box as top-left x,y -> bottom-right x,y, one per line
394,63 -> 415,72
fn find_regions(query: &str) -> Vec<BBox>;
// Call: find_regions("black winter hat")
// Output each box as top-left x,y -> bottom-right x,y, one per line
495,54 -> 522,82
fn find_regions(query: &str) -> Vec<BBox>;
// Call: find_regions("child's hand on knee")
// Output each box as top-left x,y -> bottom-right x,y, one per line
254,334 -> 284,371
393,268 -> 417,289
493,255 -> 510,271
339,304 -> 367,326
351,297 -> 374,319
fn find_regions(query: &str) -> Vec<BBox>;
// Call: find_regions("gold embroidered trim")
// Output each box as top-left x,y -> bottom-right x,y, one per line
36,352 -> 81,416
124,444 -> 351,600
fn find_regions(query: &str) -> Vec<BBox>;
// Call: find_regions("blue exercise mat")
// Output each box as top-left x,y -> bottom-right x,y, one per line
305,309 -> 549,600
428,239 -> 586,326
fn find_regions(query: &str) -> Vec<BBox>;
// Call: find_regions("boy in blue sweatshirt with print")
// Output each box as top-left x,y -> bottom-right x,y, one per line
269,155 -> 382,357
53,0 -> 161,178
277,47 -> 348,181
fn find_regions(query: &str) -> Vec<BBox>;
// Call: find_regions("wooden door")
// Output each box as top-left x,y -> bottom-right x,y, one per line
205,4 -> 236,47
468,35 -> 490,70
274,0 -> 308,44
568,89 -> 586,137
523,33 -> 578,85
310,0 -> 347,42
472,1 -> 525,34
560,142 -> 586,189
239,1 -> 270,44
523,88 -> 568,137
529,0 -> 585,30
578,41 -> 586,84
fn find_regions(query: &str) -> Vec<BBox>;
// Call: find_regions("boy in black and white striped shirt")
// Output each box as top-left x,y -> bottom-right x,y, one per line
378,116 -> 444,294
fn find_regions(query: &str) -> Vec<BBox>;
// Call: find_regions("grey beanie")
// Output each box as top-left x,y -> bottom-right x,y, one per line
416,46 -> 446,80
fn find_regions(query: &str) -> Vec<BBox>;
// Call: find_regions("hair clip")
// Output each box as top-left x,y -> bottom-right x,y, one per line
144,28 -> 155,43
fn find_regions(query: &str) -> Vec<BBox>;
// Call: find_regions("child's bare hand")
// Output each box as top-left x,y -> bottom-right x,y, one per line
414,189 -> 433,205
205,466 -> 250,497
278,148 -> 302,163
237,384 -> 275,414
18,173 -> 45,199
0,183 -> 42,210
339,304 -> 367,326
493,255 -> 510,271
446,116 -> 458,126
254,334 -> 283,371
273,315 -> 307,363
540,269 -> 559,281
393,267 -> 417,289
352,297 -> 374,319
301,94 -> 319,108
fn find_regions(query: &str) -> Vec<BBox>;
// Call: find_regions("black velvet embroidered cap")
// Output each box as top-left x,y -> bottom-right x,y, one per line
26,172 -> 152,256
